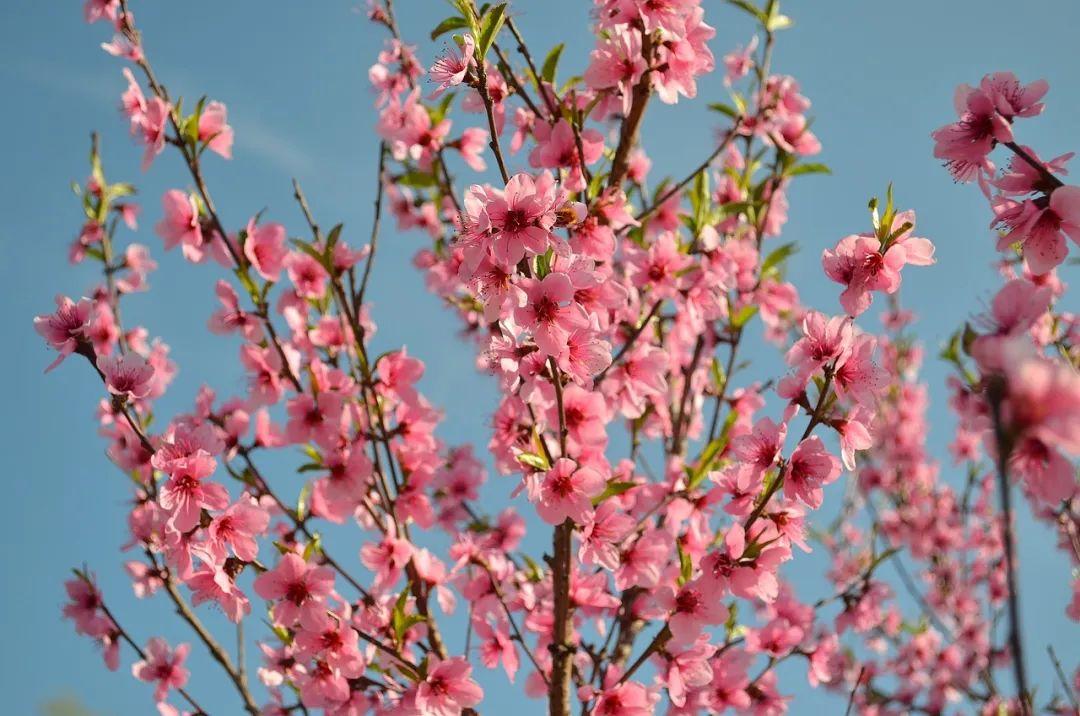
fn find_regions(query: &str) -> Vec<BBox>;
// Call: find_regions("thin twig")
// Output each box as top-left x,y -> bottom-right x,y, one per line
988,380 -> 1031,714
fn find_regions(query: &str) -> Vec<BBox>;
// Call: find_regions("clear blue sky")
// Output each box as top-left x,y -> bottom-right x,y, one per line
2,1 -> 1078,713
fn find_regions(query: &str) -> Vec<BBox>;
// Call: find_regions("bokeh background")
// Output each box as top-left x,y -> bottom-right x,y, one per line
2,1 -> 1079,713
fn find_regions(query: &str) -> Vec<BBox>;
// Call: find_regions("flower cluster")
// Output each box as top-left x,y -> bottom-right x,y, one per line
39,1 -> 1080,715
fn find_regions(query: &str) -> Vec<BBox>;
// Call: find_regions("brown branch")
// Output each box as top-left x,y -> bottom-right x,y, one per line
608,31 -> 655,189
357,142 -> 388,307
151,553 -> 260,714
77,571 -> 210,715
987,379 -> 1032,715
548,359 -> 573,716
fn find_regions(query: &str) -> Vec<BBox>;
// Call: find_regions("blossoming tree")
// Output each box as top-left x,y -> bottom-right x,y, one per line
39,0 -> 1080,714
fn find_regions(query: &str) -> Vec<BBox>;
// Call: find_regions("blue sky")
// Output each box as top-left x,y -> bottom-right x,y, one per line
2,1 -> 1079,713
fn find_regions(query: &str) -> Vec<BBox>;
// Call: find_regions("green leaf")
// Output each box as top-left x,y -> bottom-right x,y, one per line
535,247 -> 554,279
431,15 -> 469,40
325,223 -> 344,257
785,162 -> 831,177
677,542 -> 693,585
429,92 -> 457,125
961,322 -> 978,356
592,480 -> 636,505
397,170 -> 439,189
516,452 -> 550,471
521,554 -> 544,582
291,238 -> 333,272
766,13 -> 793,31
707,102 -> 740,119
687,433 -> 730,490
540,43 -> 565,85
725,0 -> 767,23
731,304 -> 759,328
296,482 -> 313,521
760,241 -> 798,275
302,532 -> 322,561
476,3 -> 507,59
867,546 -> 900,574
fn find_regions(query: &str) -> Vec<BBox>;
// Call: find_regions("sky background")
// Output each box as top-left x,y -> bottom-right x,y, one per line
2,0 -> 1079,713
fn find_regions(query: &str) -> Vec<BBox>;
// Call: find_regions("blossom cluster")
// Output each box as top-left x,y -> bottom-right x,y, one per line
35,0 -> 1080,714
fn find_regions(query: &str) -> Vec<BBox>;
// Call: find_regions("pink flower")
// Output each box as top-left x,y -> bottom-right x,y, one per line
664,636 -> 714,707
551,383 -> 609,455
102,35 -> 143,63
359,534 -> 414,588
514,272 -> 589,357
701,524 -> 781,602
253,552 -> 336,625
821,235 -> 904,316
832,334 -> 886,406
197,101 -> 234,159
529,119 -> 605,190
835,407 -> 873,471
626,232 -> 692,299
455,126 -> 488,172
932,73 -> 1048,182
155,190 -> 205,262
132,638 -> 190,703
486,173 -> 556,265
585,26 -> 646,100
532,457 -> 606,525
34,295 -> 92,371
590,680 -> 655,716
120,68 -> 146,126
208,497 -> 269,562
137,97 -> 170,170
970,278 -> 1052,372
187,562 -> 250,623
580,500 -> 635,570
429,34 -> 475,96
158,454 -> 229,533
1002,341 -> 1080,455
285,391 -> 345,447
785,312 -> 852,383
63,576 -> 103,635
615,529 -> 670,590
240,344 -> 287,406
286,251 -> 330,299
84,0 -> 119,24
98,351 -> 155,400
473,616 -> 519,681
243,219 -> 287,281
992,146 -> 1072,195
732,417 -> 786,477
208,280 -> 263,341
783,436 -> 841,509
559,325 -> 613,386
723,36 -> 758,85
653,578 -> 729,644
294,610 -> 365,677
994,184 -> 1080,274
415,657 -> 483,716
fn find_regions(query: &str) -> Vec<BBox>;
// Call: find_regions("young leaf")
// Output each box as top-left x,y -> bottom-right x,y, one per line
516,452 -> 550,471
541,43 -> 565,84
477,3 -> 507,59
761,241 -> 798,275
707,102 -> 740,119
731,304 -> 759,328
786,162 -> 831,177
592,480 -> 637,505
431,15 -> 469,40
726,0 -> 767,23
